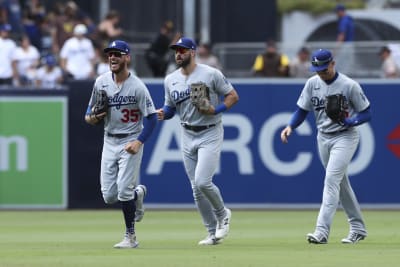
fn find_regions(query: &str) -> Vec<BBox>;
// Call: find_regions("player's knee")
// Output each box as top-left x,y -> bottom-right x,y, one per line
194,179 -> 212,192
117,191 -> 133,202
103,193 -> 118,204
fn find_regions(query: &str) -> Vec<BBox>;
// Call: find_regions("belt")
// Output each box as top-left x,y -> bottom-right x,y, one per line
105,132 -> 136,138
182,124 -> 216,132
322,129 -> 348,135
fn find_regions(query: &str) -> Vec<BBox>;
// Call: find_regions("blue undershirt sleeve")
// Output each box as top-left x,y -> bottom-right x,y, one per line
137,113 -> 157,143
289,107 -> 309,129
162,105 -> 176,120
344,106 -> 371,127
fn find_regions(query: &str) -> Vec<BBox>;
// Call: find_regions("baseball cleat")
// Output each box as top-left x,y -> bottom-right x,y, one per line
307,232 -> 328,244
215,208 -> 231,239
198,234 -> 223,245
341,232 -> 366,244
113,233 -> 139,248
134,185 -> 147,222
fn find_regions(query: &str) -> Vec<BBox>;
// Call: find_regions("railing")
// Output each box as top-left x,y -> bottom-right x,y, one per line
130,41 -> 399,78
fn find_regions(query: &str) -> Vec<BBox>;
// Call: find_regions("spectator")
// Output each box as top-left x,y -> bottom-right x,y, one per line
289,46 -> 312,78
52,1 -> 93,53
21,0 -> 47,51
0,23 -> 17,86
379,46 -> 400,78
35,54 -> 63,89
252,39 -> 290,77
97,10 -> 123,48
0,0 -> 22,36
59,23 -> 95,80
13,34 -> 40,86
196,43 -> 222,70
334,4 -> 355,74
145,20 -> 180,77
335,4 -> 354,43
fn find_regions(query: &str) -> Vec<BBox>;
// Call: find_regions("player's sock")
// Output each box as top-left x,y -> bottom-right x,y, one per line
121,199 -> 136,234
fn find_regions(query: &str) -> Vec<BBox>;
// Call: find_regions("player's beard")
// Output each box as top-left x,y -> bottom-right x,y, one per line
177,55 -> 191,68
110,62 -> 125,74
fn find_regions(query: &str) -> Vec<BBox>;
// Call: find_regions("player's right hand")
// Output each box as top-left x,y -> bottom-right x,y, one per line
156,108 -> 164,120
280,126 -> 292,144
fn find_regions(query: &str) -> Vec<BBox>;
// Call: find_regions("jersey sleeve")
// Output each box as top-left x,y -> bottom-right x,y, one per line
163,77 -> 175,107
212,69 -> 233,96
296,79 -> 313,111
349,82 -> 370,112
137,81 -> 156,117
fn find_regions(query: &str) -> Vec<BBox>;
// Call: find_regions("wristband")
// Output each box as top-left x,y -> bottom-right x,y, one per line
214,103 -> 227,114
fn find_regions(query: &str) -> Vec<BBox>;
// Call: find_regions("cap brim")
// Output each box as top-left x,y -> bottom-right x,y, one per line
310,64 -> 329,72
104,47 -> 128,53
170,44 -> 192,50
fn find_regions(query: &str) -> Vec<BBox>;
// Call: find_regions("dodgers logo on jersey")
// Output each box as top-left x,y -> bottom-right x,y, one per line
109,93 -> 137,109
311,96 -> 325,111
171,86 -> 191,104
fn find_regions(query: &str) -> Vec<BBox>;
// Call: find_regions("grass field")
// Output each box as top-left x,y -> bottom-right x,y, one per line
0,210 -> 399,267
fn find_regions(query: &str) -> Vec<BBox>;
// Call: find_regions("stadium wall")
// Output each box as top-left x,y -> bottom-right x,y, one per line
0,79 -> 399,209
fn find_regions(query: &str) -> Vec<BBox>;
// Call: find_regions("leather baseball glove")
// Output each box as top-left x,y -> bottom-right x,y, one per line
190,82 -> 211,112
91,89 -> 108,121
324,94 -> 348,125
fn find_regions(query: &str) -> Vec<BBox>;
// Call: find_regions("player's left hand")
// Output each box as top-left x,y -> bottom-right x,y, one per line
125,140 -> 143,154
280,126 -> 292,144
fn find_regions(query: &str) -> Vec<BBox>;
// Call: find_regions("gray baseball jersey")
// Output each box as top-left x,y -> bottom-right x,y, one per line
88,71 -> 156,203
164,63 -> 233,125
164,63 -> 233,235
89,71 -> 156,134
296,72 -> 369,240
297,73 -> 370,133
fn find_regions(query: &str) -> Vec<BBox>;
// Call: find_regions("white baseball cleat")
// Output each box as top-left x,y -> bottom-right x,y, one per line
198,234 -> 223,245
215,208 -> 231,239
113,233 -> 139,248
134,185 -> 147,222
341,232 -> 366,244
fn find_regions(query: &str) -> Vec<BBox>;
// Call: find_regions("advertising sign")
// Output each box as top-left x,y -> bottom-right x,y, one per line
0,97 -> 67,208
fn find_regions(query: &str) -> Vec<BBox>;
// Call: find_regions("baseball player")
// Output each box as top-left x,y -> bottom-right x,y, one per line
280,49 -> 371,244
156,37 -> 239,245
85,40 -> 157,248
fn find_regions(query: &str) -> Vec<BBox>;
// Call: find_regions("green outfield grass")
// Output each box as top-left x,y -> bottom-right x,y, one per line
0,210 -> 399,267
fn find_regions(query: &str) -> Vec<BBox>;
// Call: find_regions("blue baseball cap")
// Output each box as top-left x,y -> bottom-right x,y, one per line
310,49 -> 333,72
0,23 -> 12,32
170,37 -> 197,50
104,40 -> 130,54
45,55 -> 57,66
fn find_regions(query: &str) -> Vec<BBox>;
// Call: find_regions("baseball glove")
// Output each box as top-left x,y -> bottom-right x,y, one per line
91,89 -> 108,120
190,82 -> 211,112
324,94 -> 348,124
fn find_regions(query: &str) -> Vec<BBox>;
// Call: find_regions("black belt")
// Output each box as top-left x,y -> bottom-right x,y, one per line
105,132 -> 136,138
182,124 -> 216,132
322,129 -> 348,135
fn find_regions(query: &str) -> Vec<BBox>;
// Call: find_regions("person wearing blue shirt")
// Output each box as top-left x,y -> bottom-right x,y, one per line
334,4 -> 355,75
335,4 -> 354,42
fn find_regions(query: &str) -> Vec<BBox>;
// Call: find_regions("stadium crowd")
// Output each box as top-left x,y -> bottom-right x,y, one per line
0,1 -> 398,89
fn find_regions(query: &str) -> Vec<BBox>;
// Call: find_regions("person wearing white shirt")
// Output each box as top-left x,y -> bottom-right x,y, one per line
35,55 -> 63,89
13,34 -> 40,86
0,24 -> 17,85
60,24 -> 95,80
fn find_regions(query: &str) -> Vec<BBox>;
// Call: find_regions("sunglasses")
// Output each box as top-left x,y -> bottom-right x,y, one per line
311,57 -> 332,67
107,51 -> 127,58
175,47 -> 190,54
